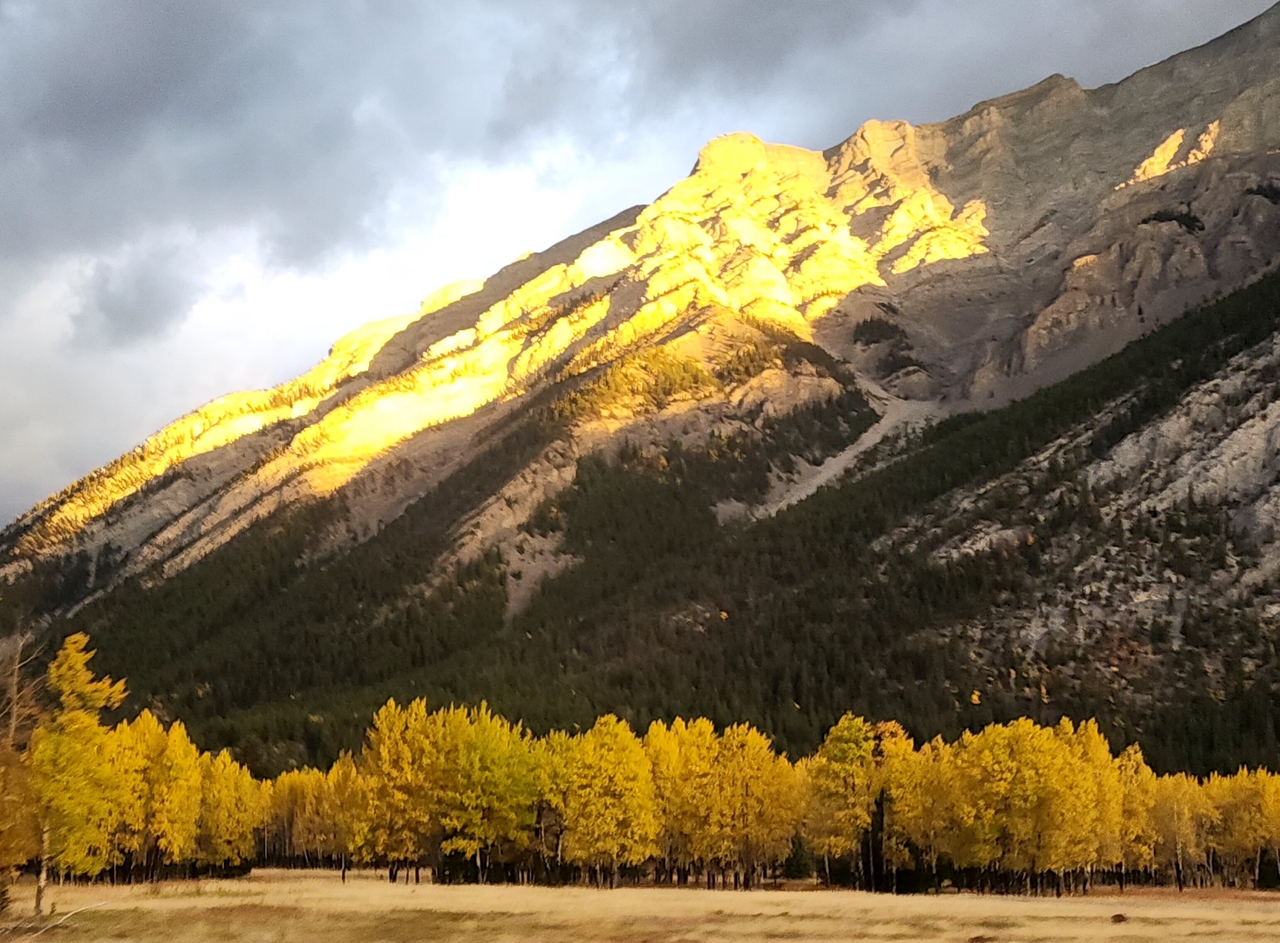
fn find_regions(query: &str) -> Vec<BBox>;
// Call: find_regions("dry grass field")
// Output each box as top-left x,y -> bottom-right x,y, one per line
4,869 -> 1280,942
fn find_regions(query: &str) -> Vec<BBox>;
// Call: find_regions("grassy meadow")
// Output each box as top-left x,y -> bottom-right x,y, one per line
5,869 -> 1280,943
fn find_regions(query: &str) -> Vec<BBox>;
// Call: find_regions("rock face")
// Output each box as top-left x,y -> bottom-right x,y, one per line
4,4 -> 1280,608
874,327 -> 1280,737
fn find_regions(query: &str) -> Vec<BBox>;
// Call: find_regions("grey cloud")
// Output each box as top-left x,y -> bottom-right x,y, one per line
71,240 -> 205,345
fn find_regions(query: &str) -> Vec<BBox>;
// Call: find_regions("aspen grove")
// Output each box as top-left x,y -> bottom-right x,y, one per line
4,634 -> 1280,904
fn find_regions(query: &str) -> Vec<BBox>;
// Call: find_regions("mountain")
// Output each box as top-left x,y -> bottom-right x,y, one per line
4,7 -> 1280,774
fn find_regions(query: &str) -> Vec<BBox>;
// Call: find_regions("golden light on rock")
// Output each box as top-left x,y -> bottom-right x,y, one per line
1119,121 -> 1220,189
21,125 -> 994,554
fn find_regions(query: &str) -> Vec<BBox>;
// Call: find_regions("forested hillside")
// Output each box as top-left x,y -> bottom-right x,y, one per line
5,269 -> 1278,778
13,634 -> 1280,896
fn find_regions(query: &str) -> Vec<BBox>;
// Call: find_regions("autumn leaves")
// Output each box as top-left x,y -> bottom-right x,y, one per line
209,701 -> 1280,892
8,633 -> 1280,897
15,634 -> 264,913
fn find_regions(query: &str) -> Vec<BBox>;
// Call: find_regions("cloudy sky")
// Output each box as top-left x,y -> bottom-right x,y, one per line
0,0 -> 1273,523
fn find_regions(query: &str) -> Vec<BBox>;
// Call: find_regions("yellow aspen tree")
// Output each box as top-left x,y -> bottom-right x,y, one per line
885,735 -> 955,881
268,769 -> 310,861
1258,770 -> 1280,877
196,750 -> 266,869
645,717 -> 718,879
0,744 -> 38,911
108,711 -> 202,875
108,711 -> 161,870
1153,773 -> 1218,890
946,719 -> 1090,885
1115,744 -> 1157,877
284,768 -> 329,863
709,723 -> 800,887
434,703 -> 540,882
1056,718 -> 1119,874
872,721 -> 917,877
357,698 -> 437,872
561,715 -> 659,886
1204,770 -> 1264,886
152,721 -> 203,867
28,633 -> 127,910
803,713 -> 876,878
531,729 -> 573,874
642,719 -> 681,876
322,753 -> 368,881
952,721 -> 1037,878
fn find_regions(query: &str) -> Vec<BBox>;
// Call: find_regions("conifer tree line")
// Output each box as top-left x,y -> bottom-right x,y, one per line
5,634 -> 1280,905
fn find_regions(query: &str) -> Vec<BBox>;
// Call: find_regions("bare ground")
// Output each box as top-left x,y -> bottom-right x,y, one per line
4,870 -> 1280,943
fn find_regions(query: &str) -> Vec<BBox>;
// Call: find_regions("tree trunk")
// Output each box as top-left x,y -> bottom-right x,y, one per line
34,826 -> 49,917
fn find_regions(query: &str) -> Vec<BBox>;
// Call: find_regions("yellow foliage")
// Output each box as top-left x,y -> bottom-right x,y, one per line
645,717 -> 719,869
47,633 -> 125,715
560,716 -> 659,873
0,745 -> 38,870
197,750 -> 266,869
29,635 -> 128,877
707,724 -> 801,874
432,703 -> 540,876
31,631 -> 1280,891
803,713 -> 877,861
109,711 -> 202,867
356,698 -> 436,865
1153,772 -> 1218,884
